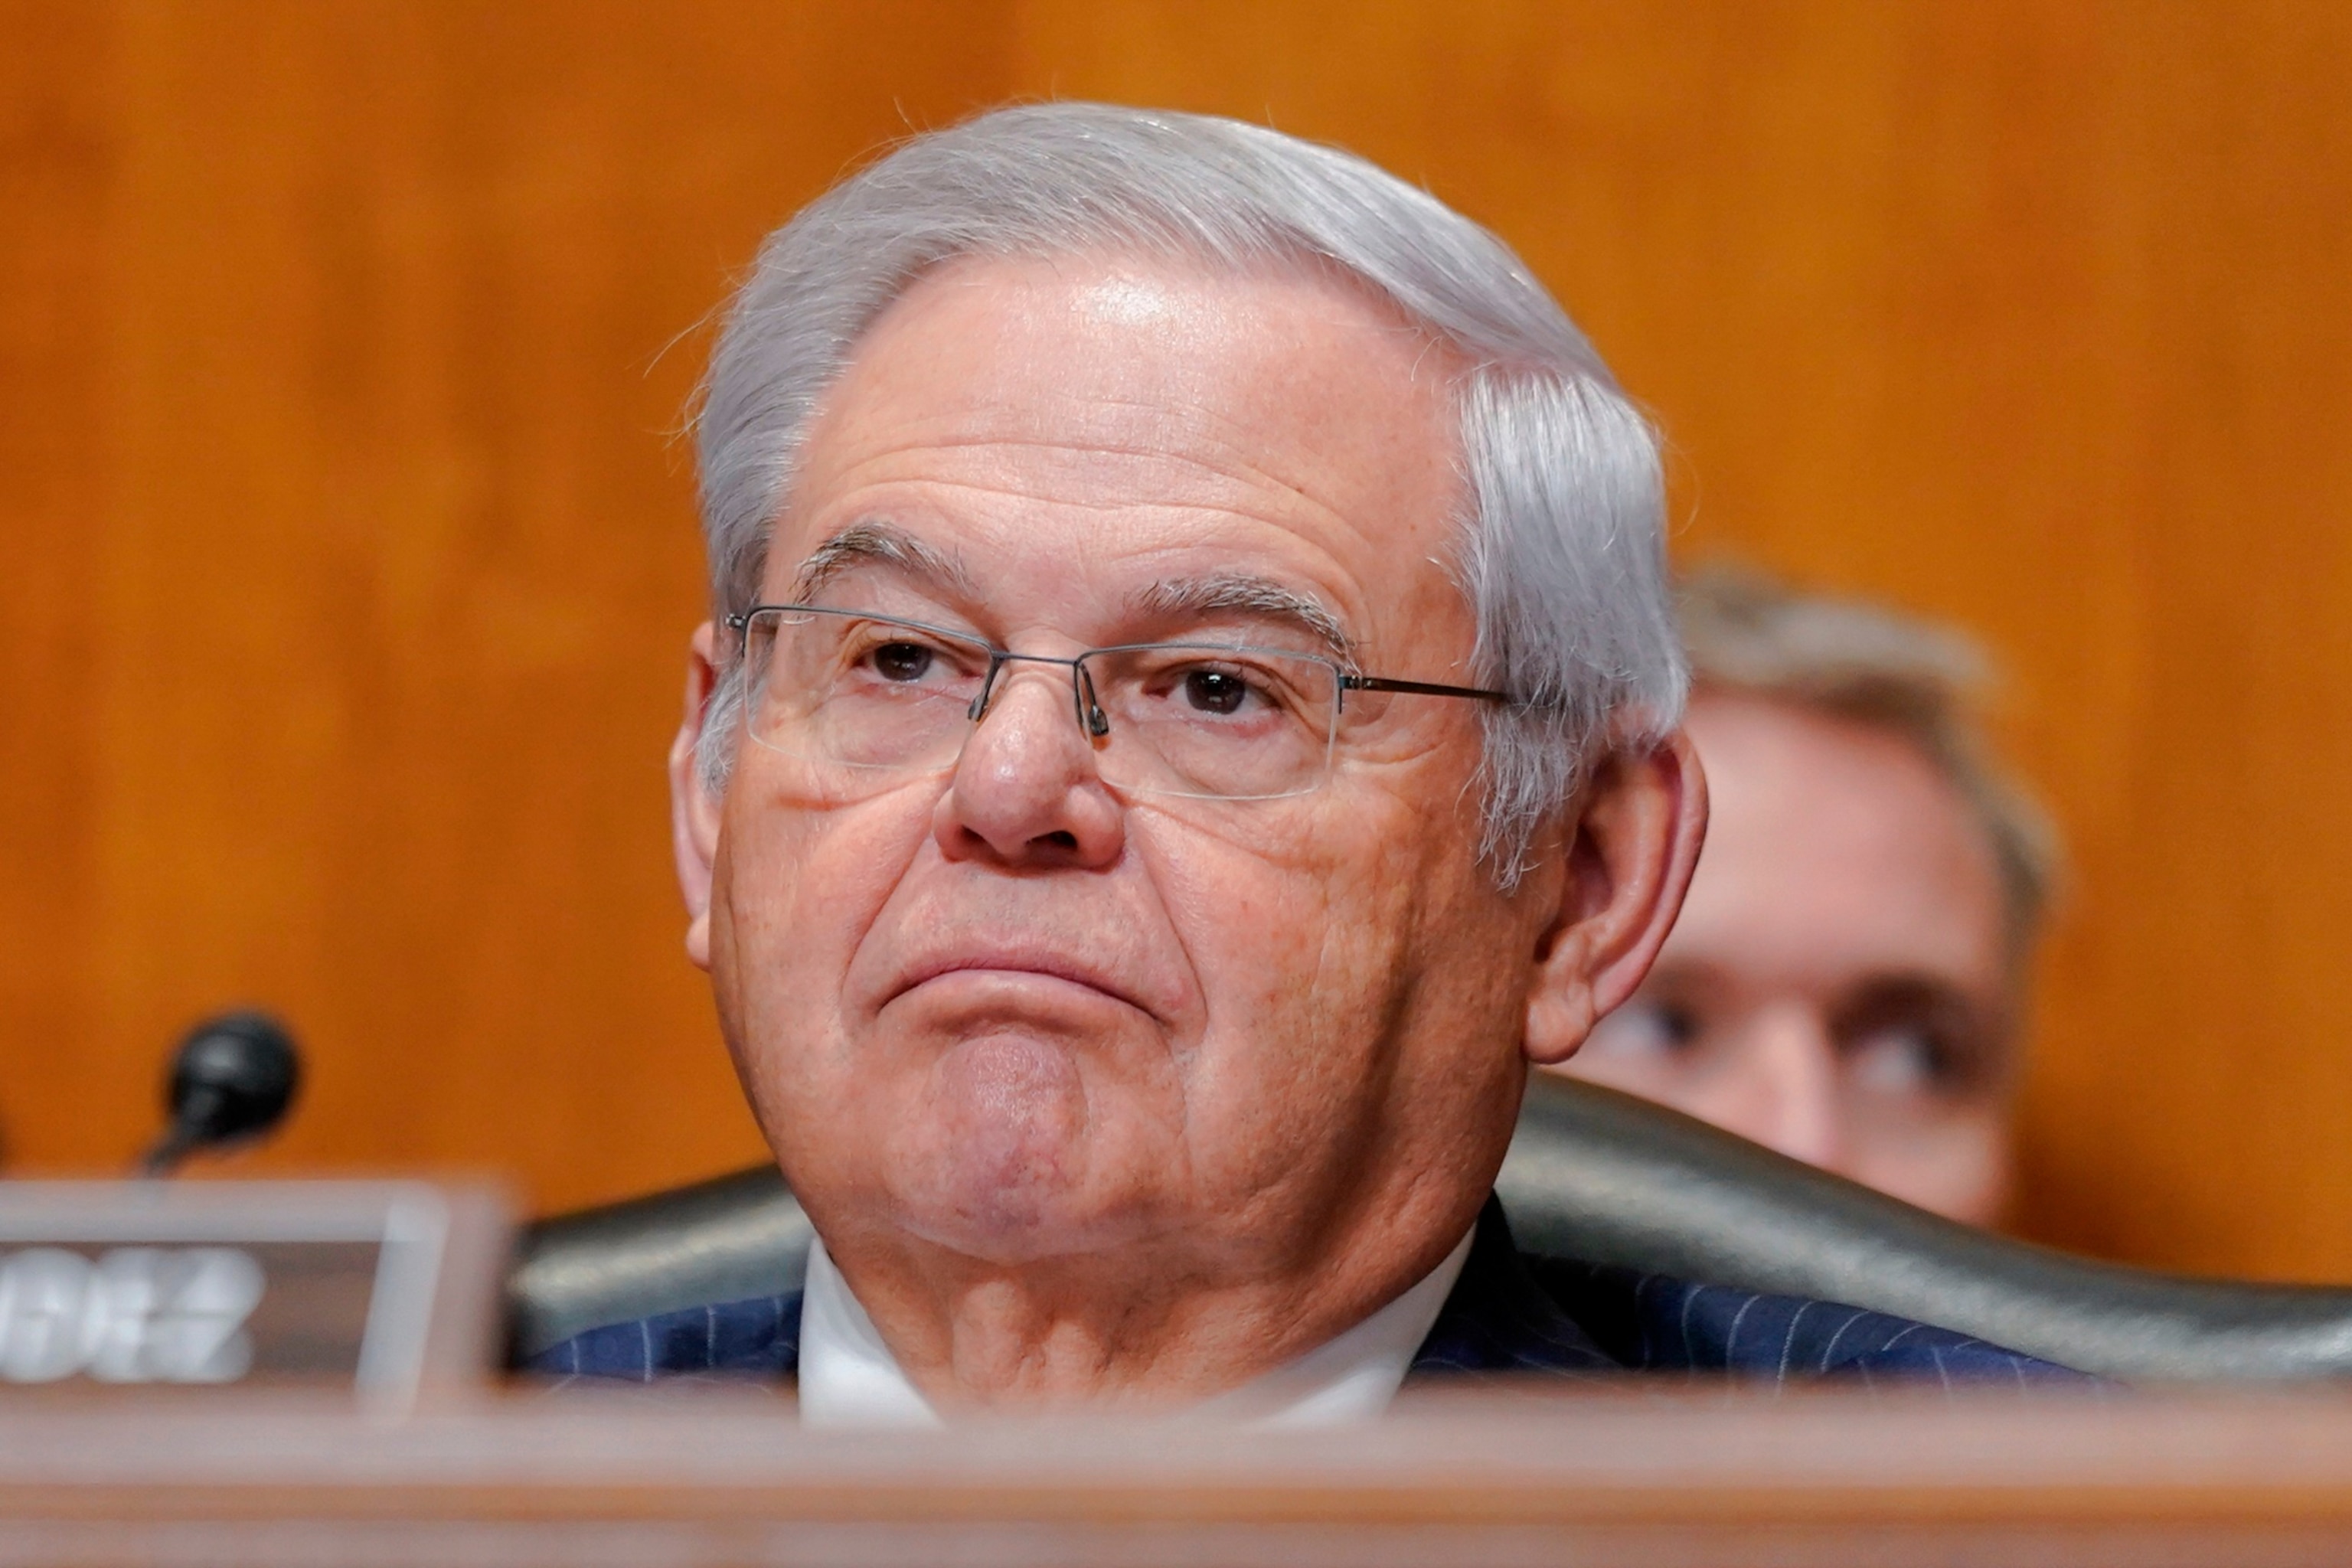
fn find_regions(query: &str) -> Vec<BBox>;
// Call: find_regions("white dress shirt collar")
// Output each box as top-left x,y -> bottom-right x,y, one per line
796,1225 -> 1477,1429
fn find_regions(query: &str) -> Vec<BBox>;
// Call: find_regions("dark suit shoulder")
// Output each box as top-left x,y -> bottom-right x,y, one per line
522,1290 -> 802,1382
1408,1195 -> 2081,1387
1525,1254 -> 2082,1386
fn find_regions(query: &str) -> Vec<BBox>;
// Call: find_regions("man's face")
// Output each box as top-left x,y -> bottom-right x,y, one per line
693,255 -> 1552,1296
1560,691 -> 2017,1225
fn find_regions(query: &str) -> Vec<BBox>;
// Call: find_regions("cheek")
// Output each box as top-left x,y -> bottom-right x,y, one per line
1141,804 -> 1377,1004
1857,1110 -> 2012,1226
1132,799 -> 1437,1124
713,773 -> 937,1088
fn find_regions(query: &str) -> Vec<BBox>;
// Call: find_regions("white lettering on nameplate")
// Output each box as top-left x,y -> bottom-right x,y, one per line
0,1247 -> 265,1383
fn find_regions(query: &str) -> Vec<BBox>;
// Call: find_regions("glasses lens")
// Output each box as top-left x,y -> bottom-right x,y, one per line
743,608 -> 991,772
1082,645 -> 1339,800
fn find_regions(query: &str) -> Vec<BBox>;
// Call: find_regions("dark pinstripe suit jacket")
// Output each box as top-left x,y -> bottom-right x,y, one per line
528,1195 -> 2078,1388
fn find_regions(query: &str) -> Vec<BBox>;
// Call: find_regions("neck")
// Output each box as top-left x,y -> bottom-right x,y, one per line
814,1203 -> 1479,1412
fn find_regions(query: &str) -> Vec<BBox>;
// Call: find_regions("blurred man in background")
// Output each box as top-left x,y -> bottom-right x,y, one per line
1557,566 -> 2057,1227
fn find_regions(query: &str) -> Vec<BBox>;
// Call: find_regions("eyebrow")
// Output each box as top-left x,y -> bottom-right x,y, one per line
787,520 -> 977,603
786,525 -> 1354,660
1127,572 -> 1355,661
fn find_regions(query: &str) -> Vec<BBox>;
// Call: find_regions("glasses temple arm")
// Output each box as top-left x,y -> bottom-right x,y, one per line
1339,675 -> 1513,704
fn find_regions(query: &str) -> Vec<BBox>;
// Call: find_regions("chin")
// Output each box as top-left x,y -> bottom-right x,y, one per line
878,1031 -> 1157,1264
890,1177 -> 1139,1265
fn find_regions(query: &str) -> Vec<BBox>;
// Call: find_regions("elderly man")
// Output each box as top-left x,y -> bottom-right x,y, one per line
1561,567 -> 2056,1225
536,104 -> 2068,1415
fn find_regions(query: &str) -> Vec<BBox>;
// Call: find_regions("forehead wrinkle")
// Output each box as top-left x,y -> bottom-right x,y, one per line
1127,573 -> 1356,662
847,422 -> 1358,511
789,519 -> 977,603
845,384 -> 1455,538
1103,395 -> 1459,534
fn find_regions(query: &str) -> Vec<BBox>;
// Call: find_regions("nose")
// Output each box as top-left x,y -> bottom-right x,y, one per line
932,663 -> 1125,870
1695,1003 -> 1847,1172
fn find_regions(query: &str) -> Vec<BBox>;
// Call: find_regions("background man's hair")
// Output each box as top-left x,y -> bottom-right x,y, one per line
1677,562 -> 2060,957
691,101 -> 1686,884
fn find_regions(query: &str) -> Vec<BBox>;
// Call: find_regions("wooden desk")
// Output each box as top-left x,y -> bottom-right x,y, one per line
5,1383 -> 2352,1565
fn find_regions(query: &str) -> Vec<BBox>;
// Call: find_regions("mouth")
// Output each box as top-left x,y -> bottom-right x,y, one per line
889,947 -> 1154,1018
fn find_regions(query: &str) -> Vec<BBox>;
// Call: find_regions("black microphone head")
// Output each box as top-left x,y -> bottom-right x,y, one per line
165,1010 -> 302,1151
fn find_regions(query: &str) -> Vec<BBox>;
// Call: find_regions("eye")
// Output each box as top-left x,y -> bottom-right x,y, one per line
1832,979 -> 1997,1101
1183,668 -> 1251,714
868,642 -> 935,682
1583,998 -> 1700,1062
1847,1025 -> 1953,1096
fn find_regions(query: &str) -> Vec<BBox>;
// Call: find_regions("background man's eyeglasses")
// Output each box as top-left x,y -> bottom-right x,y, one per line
725,604 -> 1509,802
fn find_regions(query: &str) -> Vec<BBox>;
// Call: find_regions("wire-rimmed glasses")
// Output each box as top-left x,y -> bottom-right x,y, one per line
724,604 -> 1510,802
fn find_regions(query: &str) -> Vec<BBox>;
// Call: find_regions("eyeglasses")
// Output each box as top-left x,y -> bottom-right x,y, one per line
724,603 -> 1510,802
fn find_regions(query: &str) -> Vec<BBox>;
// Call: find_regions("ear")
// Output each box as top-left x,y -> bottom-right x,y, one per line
1521,730 -> 1708,1067
668,622 -> 725,972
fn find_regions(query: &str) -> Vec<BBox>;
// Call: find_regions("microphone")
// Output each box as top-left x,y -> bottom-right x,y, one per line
138,1011 -> 302,1177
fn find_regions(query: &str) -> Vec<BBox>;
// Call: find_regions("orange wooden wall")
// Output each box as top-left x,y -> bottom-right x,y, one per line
6,1 -> 2351,1281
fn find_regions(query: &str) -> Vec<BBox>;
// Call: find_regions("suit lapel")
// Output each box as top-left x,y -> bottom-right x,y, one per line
1408,1194 -> 1620,1377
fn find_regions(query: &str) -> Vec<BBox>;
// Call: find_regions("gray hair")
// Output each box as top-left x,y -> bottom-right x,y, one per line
1676,563 -> 2060,956
691,102 -> 1685,881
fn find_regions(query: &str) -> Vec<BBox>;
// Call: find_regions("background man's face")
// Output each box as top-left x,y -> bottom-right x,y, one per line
1561,691 -> 2016,1225
701,254 -> 1544,1295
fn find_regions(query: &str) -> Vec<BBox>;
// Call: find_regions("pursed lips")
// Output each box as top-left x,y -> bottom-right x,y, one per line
888,947 -> 1160,1019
